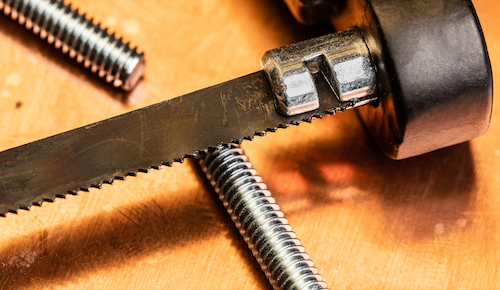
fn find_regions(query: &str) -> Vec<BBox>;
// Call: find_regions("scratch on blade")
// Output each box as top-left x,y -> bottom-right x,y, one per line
0,70 -> 362,216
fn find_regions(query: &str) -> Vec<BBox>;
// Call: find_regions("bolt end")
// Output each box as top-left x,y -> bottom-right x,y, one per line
119,52 -> 145,91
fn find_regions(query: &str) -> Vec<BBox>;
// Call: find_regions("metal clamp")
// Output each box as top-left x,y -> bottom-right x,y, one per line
261,29 -> 376,116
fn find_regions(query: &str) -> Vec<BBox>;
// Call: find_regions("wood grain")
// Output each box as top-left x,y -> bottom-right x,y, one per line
0,0 -> 499,289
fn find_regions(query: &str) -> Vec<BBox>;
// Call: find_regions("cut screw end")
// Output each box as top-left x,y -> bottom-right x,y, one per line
120,52 -> 145,91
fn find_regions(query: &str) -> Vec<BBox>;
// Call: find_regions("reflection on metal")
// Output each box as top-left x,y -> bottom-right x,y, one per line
261,29 -> 377,116
200,145 -> 329,290
0,64 -> 373,216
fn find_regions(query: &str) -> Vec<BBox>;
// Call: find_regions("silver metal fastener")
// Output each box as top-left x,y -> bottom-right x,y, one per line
200,145 -> 329,290
0,0 -> 145,91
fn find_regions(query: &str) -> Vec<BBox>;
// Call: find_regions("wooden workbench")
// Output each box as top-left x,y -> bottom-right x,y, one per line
1,0 -> 499,289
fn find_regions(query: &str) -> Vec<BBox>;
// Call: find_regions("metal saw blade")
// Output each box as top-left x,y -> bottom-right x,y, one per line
0,70 -> 353,216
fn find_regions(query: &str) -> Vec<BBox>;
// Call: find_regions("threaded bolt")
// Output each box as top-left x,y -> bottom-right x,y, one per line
1,0 -> 145,91
200,145 -> 329,290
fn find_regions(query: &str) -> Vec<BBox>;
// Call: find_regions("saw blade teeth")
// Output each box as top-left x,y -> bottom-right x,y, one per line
161,161 -> 173,167
1,104 -> 340,218
173,157 -> 185,163
20,204 -> 32,210
102,179 -> 114,185
206,147 -> 217,153
0,71 -> 361,218
5,209 -> 18,216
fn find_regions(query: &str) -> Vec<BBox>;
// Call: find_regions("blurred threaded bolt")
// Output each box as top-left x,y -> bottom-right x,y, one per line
0,0 -> 145,91
200,145 -> 329,290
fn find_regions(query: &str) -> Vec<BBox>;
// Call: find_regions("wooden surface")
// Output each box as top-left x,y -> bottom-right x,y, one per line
0,0 -> 500,289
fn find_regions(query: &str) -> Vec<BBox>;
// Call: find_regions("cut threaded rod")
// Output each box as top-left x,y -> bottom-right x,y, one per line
200,145 -> 329,290
0,0 -> 145,91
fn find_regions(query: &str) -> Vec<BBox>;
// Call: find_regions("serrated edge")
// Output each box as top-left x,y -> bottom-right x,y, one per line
0,107 -> 346,217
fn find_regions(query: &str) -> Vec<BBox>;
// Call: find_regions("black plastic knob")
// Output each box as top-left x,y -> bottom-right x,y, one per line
285,0 -> 493,159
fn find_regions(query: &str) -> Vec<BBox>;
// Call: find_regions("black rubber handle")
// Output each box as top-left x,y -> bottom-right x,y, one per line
285,0 -> 493,159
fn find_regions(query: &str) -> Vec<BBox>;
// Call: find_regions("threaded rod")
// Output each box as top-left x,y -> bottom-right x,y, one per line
1,0 -> 145,90
200,145 -> 329,290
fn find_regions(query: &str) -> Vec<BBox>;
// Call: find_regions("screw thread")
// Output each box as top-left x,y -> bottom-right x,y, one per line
200,146 -> 329,290
1,0 -> 144,90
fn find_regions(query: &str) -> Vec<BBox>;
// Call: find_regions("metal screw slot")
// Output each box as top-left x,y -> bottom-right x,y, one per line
200,145 -> 329,290
0,0 -> 145,91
